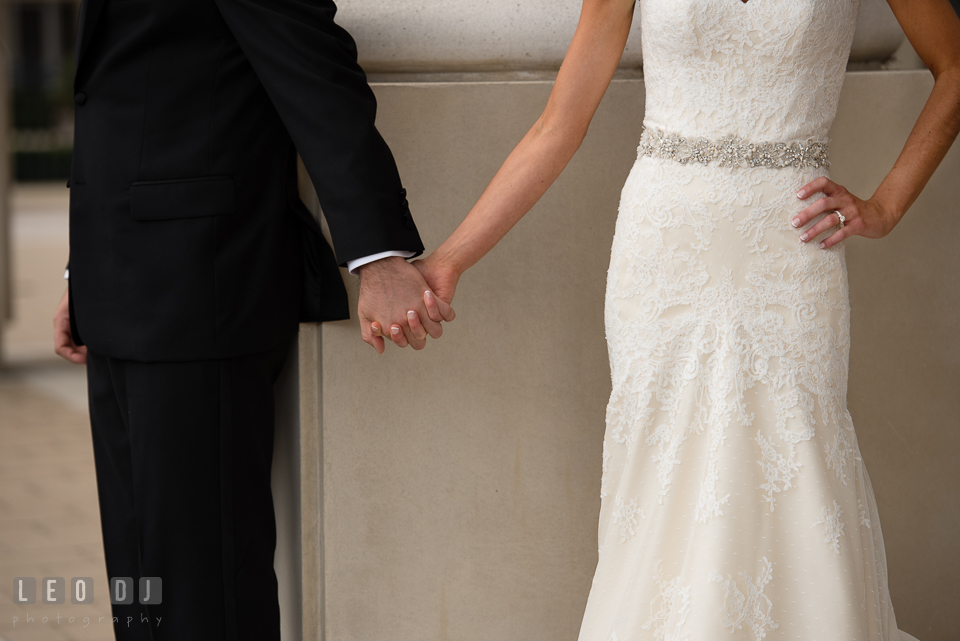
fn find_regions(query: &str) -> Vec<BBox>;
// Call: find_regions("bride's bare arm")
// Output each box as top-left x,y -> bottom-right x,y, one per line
793,0 -> 960,249
415,0 -> 636,301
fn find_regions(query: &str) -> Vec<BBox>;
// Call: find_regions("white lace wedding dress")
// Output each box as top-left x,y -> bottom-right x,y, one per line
579,1 -> 917,639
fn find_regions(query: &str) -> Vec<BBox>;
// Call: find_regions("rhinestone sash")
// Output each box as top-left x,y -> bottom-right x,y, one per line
638,126 -> 830,169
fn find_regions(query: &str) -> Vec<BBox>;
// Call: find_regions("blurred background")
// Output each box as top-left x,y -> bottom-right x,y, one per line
2,0 -> 77,361
0,3 -> 114,641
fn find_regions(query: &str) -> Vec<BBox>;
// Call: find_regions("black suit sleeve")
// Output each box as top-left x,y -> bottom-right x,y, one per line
212,0 -> 423,266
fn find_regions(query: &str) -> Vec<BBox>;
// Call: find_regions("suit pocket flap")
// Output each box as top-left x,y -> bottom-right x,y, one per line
130,176 -> 236,221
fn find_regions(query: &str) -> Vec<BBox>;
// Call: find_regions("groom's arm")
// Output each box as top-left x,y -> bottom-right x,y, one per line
212,0 -> 423,265
213,0 -> 453,351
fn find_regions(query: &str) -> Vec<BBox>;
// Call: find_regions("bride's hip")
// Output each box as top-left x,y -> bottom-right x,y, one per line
619,155 -> 829,223
606,156 -> 850,325
612,156 -> 842,261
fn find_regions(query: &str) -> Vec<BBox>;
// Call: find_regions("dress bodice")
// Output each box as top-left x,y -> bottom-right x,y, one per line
640,0 -> 860,143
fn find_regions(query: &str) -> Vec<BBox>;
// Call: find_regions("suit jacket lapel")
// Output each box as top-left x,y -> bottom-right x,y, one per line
75,0 -> 106,75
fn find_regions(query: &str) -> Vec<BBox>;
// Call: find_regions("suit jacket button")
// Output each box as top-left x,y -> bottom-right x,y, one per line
74,93 -> 87,105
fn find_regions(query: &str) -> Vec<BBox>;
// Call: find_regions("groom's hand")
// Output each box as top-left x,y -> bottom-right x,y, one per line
356,256 -> 451,353
53,289 -> 87,364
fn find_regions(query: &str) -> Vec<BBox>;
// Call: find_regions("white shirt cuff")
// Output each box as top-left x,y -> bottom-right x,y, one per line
63,254 -> 415,278
346,250 -> 416,274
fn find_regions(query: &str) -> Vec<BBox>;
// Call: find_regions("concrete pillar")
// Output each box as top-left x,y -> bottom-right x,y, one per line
334,0 -> 642,73
848,0 -> 906,64
295,79 -> 641,641
272,2 -> 958,640
332,0 -> 905,73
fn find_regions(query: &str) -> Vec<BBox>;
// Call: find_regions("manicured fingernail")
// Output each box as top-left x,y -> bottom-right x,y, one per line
407,310 -> 416,321
424,290 -> 434,300
800,233 -> 808,241
791,217 -> 800,227
819,242 -> 826,249
391,326 -> 401,335
796,190 -> 805,198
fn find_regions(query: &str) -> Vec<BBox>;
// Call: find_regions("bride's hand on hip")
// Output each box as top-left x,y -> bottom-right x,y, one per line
792,177 -> 898,250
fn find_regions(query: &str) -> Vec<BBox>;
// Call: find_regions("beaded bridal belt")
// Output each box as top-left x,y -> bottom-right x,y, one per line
637,126 -> 830,170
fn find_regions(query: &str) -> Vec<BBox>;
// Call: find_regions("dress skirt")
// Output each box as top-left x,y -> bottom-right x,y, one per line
577,154 -> 905,641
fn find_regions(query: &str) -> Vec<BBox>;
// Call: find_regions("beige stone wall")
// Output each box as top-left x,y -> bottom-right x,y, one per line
285,69 -> 959,641
299,79 -> 642,641
832,71 -> 960,640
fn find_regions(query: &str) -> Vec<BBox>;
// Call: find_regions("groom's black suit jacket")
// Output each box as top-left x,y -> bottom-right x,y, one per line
69,0 -> 423,362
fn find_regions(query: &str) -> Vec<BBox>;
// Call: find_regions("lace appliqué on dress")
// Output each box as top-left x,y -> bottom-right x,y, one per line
642,561 -> 691,641
600,445 -> 613,500
709,557 -> 778,640
813,500 -> 846,555
612,494 -> 646,543
756,430 -> 801,512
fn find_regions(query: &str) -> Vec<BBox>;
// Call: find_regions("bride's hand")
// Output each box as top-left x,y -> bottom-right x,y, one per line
792,177 -> 898,250
413,256 -> 459,323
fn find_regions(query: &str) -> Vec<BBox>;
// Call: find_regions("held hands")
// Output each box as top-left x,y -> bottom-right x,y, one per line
356,256 -> 455,353
412,255 -> 460,307
389,254 -> 462,337
792,177 -> 899,249
53,289 -> 87,364
373,255 -> 462,343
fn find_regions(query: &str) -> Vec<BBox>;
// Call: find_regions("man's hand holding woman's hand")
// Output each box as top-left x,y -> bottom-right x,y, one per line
372,254 -> 461,347
356,256 -> 456,353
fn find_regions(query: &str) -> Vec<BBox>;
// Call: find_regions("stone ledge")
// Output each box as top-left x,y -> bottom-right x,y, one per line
339,0 -> 904,73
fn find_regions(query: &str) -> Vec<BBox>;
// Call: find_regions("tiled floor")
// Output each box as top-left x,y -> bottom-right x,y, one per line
2,183 -> 113,641
0,365 -> 113,641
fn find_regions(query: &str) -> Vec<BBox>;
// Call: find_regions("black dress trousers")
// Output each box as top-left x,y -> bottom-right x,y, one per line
85,333 -> 293,641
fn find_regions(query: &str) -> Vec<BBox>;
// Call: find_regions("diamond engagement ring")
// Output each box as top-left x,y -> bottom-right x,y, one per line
836,211 -> 846,228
